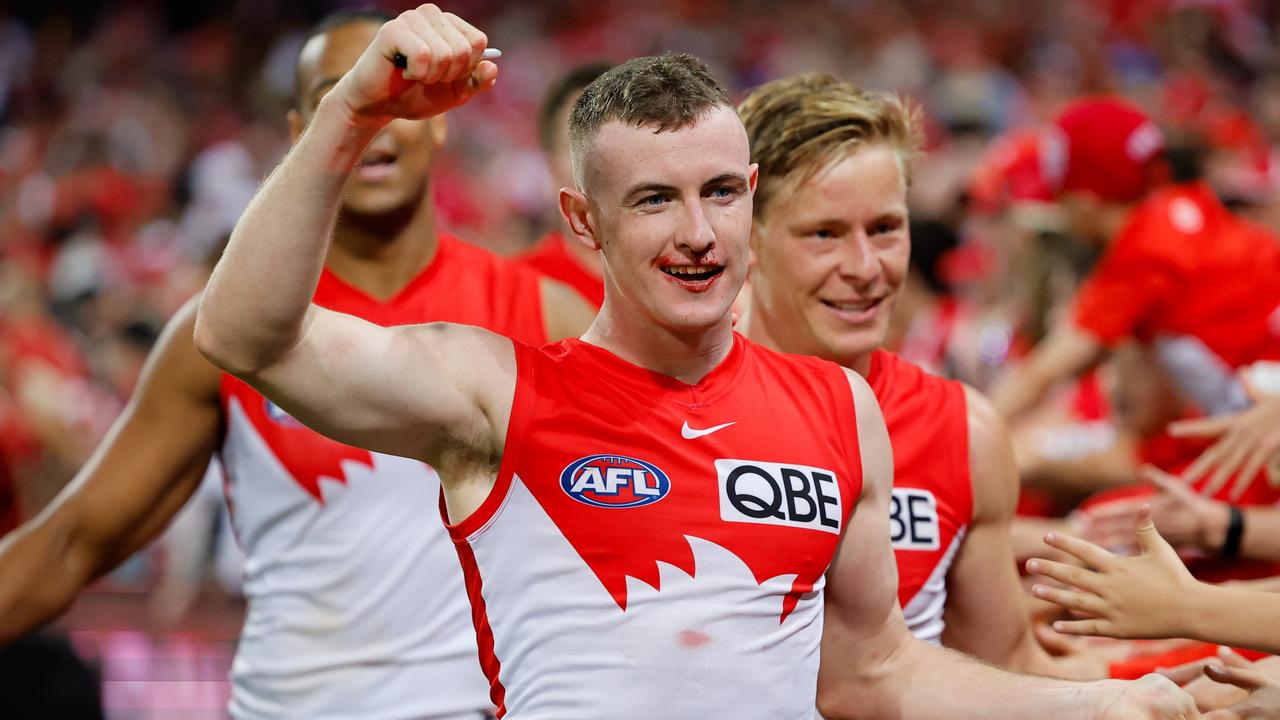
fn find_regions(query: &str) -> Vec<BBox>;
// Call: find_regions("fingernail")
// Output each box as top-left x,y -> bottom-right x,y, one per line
1033,585 -> 1047,597
1045,532 -> 1058,542
1027,560 -> 1041,571
1053,621 -> 1064,631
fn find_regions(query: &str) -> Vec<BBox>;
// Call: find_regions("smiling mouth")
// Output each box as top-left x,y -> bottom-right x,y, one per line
662,265 -> 724,279
355,149 -> 397,181
821,298 -> 882,312
659,264 -> 726,291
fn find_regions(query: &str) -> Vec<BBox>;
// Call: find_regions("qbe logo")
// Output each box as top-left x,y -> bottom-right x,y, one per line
715,459 -> 842,534
890,488 -> 939,550
560,455 -> 671,509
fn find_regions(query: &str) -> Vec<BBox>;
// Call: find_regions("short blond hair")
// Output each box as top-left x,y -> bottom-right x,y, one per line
738,73 -> 922,217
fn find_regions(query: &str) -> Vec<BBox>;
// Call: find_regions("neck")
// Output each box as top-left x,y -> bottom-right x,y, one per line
326,194 -> 438,300
582,297 -> 736,385
557,222 -> 603,278
739,300 -> 873,377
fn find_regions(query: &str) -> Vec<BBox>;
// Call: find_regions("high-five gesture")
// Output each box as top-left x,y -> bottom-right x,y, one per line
333,5 -> 497,123
1026,508 -> 1280,656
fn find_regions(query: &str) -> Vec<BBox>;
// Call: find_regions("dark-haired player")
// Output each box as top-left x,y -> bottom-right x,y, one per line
518,62 -> 614,309
0,9 -> 592,719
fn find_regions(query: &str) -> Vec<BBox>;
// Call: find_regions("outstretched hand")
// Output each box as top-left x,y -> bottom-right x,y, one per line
331,4 -> 498,124
1026,506 -> 1198,641
1169,395 -> 1280,502
1078,467 -> 1229,554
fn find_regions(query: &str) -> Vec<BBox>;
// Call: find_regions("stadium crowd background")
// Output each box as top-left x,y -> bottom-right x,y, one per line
1,0 -> 1279,717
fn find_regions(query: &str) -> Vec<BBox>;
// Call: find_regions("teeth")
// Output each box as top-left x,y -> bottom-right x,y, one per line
665,266 -> 716,277
826,300 -> 875,312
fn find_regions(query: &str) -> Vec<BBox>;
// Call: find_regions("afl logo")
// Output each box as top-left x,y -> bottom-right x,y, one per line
560,455 -> 671,509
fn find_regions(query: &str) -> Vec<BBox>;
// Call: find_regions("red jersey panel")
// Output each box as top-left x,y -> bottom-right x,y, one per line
516,231 -> 604,309
215,233 -> 546,719
1074,182 -> 1280,414
448,334 -> 863,719
868,350 -> 973,645
320,233 -> 549,340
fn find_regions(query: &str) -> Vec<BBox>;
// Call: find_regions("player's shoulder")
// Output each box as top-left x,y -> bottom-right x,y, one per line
1120,182 -> 1224,249
441,232 -> 544,284
740,333 -> 847,378
868,349 -> 959,401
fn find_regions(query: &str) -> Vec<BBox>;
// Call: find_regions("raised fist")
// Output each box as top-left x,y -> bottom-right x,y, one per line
331,4 -> 497,124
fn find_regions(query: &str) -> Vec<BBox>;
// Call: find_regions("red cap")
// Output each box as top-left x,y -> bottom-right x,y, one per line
1042,97 -> 1165,202
969,129 -> 1053,214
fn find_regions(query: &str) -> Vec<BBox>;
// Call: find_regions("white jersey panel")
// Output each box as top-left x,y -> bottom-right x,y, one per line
900,529 -> 966,646
465,475 -> 823,720
221,396 -> 490,720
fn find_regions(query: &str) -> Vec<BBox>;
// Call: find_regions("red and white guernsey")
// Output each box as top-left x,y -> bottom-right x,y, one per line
220,234 -> 546,720
868,350 -> 973,646
447,334 -> 863,719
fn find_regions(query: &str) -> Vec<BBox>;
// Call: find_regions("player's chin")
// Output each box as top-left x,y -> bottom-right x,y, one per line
342,185 -> 416,217
814,318 -> 885,363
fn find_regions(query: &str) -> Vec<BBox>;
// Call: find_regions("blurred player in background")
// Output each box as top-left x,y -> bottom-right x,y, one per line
517,62 -> 614,309
0,9 -> 592,720
991,97 -> 1280,501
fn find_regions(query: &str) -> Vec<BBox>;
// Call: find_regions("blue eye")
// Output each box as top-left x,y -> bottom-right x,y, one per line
640,195 -> 666,207
711,186 -> 732,198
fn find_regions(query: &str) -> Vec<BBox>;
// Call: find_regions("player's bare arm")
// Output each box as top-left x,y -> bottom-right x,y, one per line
195,7 -> 514,499
941,385 -> 1098,677
818,370 -> 1198,720
0,299 -> 222,643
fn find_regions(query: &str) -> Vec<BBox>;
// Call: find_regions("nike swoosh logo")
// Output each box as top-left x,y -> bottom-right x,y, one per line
681,421 -> 736,440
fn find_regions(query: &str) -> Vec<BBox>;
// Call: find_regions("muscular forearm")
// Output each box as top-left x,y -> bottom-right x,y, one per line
0,512 -> 94,643
196,96 -> 381,373
822,640 -> 1105,720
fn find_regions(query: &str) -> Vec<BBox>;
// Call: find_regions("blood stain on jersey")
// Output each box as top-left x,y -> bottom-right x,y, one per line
560,455 -> 671,508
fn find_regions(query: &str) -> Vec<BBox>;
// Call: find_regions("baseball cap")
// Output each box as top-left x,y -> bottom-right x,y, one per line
1040,96 -> 1165,203
969,129 -> 1053,214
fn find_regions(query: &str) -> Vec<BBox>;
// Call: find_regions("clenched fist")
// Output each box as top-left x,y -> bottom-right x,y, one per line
330,4 -> 497,124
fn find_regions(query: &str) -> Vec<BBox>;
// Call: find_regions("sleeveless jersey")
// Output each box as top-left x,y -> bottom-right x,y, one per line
446,335 -> 863,719
868,350 -> 973,645
220,234 -> 546,720
516,231 -> 604,309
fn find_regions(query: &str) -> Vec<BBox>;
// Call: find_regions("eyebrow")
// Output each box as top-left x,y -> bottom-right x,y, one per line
621,182 -> 678,204
620,173 -> 748,204
307,77 -> 342,109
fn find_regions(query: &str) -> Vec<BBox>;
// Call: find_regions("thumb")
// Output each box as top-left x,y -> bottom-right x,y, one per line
1169,414 -> 1234,439
1205,663 -> 1272,692
1034,622 -> 1077,656
466,59 -> 499,93
1219,648 -> 1255,670
1135,504 -> 1174,557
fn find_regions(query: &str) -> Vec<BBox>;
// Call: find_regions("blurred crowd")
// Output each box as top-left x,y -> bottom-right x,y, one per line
4,0 -> 1280,715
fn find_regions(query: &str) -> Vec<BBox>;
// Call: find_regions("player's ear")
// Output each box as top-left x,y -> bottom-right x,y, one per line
560,188 -> 600,251
429,114 -> 448,149
287,109 -> 305,145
